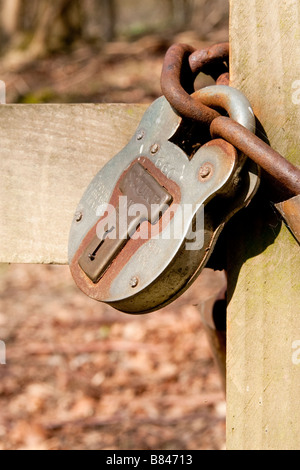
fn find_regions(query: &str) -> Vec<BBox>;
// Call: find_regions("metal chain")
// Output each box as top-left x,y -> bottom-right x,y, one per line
161,42 -> 229,125
161,43 -> 300,199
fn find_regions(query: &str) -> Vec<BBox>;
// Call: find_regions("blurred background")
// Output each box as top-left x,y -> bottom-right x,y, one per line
0,0 -> 229,450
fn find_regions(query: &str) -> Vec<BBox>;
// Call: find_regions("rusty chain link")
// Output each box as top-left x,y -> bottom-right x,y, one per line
161,42 -> 300,198
161,42 -> 229,125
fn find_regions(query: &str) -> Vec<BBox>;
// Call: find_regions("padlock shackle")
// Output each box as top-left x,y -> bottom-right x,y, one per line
192,85 -> 256,134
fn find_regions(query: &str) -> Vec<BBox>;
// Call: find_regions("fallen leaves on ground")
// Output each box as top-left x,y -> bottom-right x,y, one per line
0,265 -> 226,450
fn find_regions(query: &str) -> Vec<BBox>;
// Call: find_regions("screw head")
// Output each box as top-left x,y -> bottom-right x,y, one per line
150,143 -> 160,155
199,163 -> 214,180
136,130 -> 145,141
130,277 -> 139,288
75,211 -> 83,222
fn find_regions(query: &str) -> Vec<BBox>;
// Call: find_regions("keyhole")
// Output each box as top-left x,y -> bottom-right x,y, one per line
88,226 -> 115,261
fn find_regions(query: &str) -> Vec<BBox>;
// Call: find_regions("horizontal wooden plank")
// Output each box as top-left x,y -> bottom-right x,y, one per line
0,104 -> 147,264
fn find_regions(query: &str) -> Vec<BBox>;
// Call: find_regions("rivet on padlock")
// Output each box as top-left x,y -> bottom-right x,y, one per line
69,86 -> 260,314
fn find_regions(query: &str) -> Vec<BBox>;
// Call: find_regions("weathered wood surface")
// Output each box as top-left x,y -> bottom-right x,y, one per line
228,0 -> 300,450
0,104 -> 147,264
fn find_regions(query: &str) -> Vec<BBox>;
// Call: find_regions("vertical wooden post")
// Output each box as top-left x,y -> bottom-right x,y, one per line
228,0 -> 300,450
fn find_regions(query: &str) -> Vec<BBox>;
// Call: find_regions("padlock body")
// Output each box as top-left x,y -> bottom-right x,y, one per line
69,94 -> 259,313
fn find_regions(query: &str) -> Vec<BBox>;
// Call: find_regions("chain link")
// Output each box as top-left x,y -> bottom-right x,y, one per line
161,43 -> 300,199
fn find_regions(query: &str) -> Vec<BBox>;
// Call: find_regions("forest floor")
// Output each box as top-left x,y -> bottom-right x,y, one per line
0,31 -> 223,105
0,30 -> 228,450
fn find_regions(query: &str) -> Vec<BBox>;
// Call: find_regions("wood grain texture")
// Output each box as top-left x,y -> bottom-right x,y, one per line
228,0 -> 300,450
0,103 -> 147,264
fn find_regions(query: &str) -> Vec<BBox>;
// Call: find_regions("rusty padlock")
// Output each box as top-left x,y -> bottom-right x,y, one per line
69,86 -> 259,314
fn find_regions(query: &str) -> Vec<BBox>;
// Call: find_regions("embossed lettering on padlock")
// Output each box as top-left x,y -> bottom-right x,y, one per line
69,86 -> 260,314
